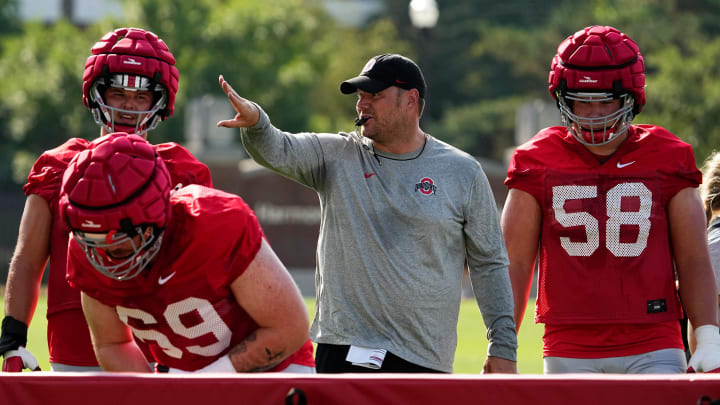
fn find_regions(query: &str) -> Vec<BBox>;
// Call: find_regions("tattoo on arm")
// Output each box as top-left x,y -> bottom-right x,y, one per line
265,347 -> 285,362
246,348 -> 286,372
228,331 -> 286,372
233,340 -> 248,354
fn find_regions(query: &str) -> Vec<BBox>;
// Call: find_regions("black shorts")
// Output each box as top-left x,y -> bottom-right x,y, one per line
315,343 -> 444,373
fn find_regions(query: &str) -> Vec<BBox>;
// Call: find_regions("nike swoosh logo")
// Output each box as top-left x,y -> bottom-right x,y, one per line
395,80 -> 407,84
158,272 -> 176,285
616,161 -> 636,168
364,173 -> 376,179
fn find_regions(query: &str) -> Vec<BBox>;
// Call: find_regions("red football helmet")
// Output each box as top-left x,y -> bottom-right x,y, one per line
548,26 -> 646,146
60,132 -> 172,280
82,28 -> 179,136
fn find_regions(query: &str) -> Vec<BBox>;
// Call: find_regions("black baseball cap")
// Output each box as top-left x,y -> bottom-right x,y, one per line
340,53 -> 426,98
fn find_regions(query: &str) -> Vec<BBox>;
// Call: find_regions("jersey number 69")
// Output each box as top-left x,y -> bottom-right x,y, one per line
116,297 -> 232,359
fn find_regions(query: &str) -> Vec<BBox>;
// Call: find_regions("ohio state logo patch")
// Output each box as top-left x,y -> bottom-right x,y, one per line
415,177 -> 437,195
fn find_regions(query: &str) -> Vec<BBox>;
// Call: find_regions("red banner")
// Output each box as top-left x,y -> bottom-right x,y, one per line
1,373 -> 719,405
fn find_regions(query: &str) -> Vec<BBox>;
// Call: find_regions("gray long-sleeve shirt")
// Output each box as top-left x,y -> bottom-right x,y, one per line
241,108 -> 517,372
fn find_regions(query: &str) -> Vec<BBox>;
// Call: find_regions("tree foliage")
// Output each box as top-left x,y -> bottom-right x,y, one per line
121,0 -> 410,139
0,0 -> 408,188
0,21 -> 106,186
3,0 -> 720,188
0,0 -> 20,37
120,0 -> 333,142
409,0 -> 720,162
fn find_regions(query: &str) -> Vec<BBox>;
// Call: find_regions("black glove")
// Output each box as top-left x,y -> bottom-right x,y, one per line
0,316 -> 28,355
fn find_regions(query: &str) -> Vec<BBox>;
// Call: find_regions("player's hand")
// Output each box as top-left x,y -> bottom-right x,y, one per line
688,325 -> 720,373
482,356 -> 518,374
2,347 -> 41,372
217,75 -> 260,128
163,355 -> 236,373
0,316 -> 38,372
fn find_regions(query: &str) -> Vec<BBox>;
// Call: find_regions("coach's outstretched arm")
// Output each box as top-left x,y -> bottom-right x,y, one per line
217,75 -> 260,128
216,74 -> 327,189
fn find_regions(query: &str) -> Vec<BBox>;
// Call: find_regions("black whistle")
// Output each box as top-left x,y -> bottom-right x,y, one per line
354,116 -> 370,126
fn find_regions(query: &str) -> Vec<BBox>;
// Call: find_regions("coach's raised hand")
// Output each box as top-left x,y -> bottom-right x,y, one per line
217,75 -> 260,128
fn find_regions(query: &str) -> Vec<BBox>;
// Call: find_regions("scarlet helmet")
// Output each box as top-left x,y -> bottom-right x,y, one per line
548,26 -> 645,146
82,28 -> 179,136
60,132 -> 172,280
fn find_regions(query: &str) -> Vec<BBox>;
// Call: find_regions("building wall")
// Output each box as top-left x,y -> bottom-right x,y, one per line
19,0 -> 383,26
19,0 -> 123,24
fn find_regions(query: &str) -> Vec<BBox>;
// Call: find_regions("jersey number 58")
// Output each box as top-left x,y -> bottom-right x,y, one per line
552,182 -> 651,257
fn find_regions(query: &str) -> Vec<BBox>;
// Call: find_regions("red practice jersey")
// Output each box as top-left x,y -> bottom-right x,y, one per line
67,185 -> 314,371
505,125 -> 700,357
24,137 -> 212,366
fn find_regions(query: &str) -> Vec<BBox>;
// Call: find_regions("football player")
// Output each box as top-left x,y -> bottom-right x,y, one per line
502,25 -> 720,373
61,133 -> 313,373
0,28 -> 212,372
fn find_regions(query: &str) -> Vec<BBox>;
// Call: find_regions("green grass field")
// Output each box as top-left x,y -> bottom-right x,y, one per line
0,288 -> 545,373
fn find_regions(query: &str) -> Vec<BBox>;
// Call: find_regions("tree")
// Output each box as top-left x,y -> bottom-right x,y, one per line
413,0 -> 720,162
307,18 -> 413,133
122,0 -> 342,139
0,21 -> 104,187
641,37 -> 720,163
121,0 -> 413,137
0,0 -> 411,188
427,96 -> 524,159
5,0 -> 720,188
0,0 -> 21,189
0,0 -> 20,38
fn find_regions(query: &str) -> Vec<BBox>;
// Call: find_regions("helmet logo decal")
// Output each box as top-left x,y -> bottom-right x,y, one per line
82,219 -> 102,229
123,57 -> 142,66
415,177 -> 437,195
579,76 -> 598,84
